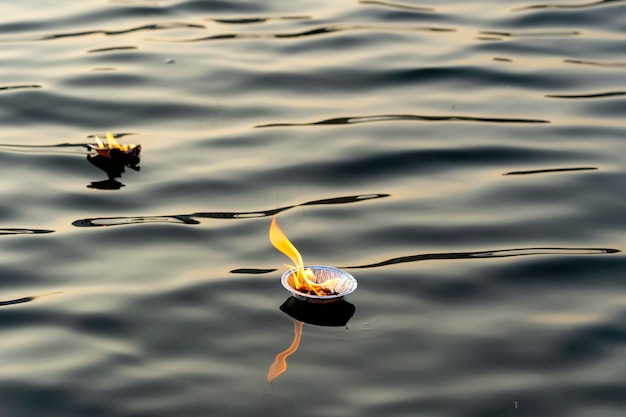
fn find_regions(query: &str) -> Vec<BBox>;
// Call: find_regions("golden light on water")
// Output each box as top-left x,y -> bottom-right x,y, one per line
267,319 -> 303,384
269,217 -> 340,296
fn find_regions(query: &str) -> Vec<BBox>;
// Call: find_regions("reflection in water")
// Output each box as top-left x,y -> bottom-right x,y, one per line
72,193 -> 389,227
0,228 -> 54,235
546,91 -> 626,99
503,167 -> 598,175
345,247 -> 620,269
268,320 -> 304,384
268,297 -> 356,383
256,114 -> 550,128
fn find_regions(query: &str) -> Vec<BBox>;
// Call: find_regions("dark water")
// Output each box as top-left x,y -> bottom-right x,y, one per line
1,0 -> 625,415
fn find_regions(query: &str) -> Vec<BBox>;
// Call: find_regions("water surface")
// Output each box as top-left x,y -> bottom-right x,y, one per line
1,1 -> 625,416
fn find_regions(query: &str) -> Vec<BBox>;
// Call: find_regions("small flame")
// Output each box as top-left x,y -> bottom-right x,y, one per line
94,132 -> 136,153
267,319 -> 303,383
270,217 -> 339,296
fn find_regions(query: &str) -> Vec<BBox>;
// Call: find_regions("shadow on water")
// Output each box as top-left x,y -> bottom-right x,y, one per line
268,297 -> 356,383
232,247 -> 620,274
71,193 -> 390,227
255,114 -> 550,128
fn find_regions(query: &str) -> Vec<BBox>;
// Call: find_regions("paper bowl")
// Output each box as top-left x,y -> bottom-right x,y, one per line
281,265 -> 357,304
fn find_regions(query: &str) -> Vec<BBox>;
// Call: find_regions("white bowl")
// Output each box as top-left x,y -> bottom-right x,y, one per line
281,265 -> 357,304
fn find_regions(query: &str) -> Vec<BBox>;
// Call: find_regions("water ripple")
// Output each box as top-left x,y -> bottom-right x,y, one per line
546,91 -> 626,99
256,114 -> 550,128
36,22 -> 204,41
0,84 -> 42,92
0,228 -> 55,235
168,24 -> 455,42
513,0 -> 626,12
564,59 -> 626,68
358,0 -> 435,12
87,45 -> 138,53
0,292 -> 60,307
208,16 -> 311,25
71,194 -> 390,228
345,247 -> 620,269
503,167 -> 599,175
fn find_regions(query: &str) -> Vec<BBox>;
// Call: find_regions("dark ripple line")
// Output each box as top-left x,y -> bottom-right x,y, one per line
564,59 -> 626,68
256,114 -> 550,128
167,24 -> 454,43
358,0 -> 435,12
72,193 -> 390,228
209,16 -> 311,25
0,228 -> 55,236
344,247 -> 620,269
513,0 -> 626,11
230,247 -> 620,274
546,91 -> 626,99
0,84 -> 41,92
503,167 -> 598,175
480,30 -> 580,37
39,22 -> 204,41
0,292 -> 61,307
87,46 -> 138,53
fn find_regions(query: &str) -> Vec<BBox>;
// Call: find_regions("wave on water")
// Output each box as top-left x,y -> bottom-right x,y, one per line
231,247 -> 620,274
256,114 -> 550,128
71,193 -> 390,227
0,228 -> 55,235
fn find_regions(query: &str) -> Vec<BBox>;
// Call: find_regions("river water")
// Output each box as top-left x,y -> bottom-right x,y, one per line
1,1 -> 625,416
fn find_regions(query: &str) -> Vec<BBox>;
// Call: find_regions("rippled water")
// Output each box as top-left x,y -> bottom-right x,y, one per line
1,0 -> 625,416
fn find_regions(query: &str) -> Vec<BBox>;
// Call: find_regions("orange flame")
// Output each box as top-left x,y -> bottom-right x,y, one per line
269,217 -> 338,296
94,132 -> 136,154
267,319 -> 303,383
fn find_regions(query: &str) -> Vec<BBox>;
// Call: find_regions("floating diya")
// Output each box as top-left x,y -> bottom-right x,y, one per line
90,132 -> 141,159
269,217 -> 357,303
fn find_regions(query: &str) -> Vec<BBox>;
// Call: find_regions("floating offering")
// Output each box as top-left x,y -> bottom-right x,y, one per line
87,133 -> 141,186
90,132 -> 141,160
270,217 -> 357,303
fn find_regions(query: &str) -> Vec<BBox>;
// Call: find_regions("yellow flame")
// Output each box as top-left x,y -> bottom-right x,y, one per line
269,217 -> 339,296
267,319 -> 303,383
93,132 -> 134,152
